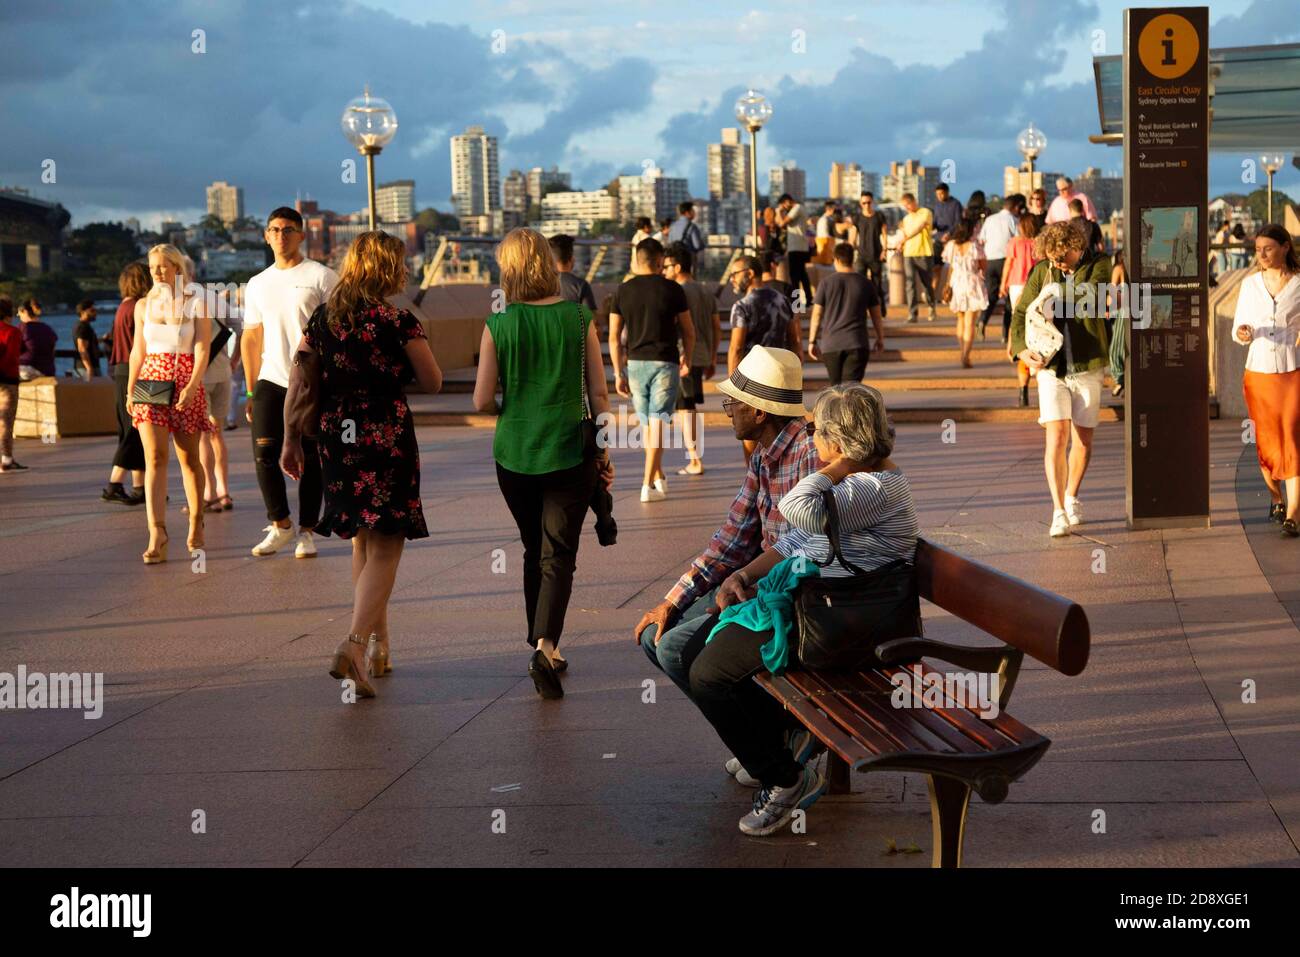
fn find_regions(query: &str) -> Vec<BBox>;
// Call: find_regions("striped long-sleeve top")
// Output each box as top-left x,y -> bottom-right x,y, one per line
773,469 -> 918,576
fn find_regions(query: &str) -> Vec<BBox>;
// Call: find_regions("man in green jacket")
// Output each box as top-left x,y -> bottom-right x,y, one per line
1009,221 -> 1112,538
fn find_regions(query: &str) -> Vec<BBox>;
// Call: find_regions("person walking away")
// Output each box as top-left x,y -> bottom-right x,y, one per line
103,262 -> 151,502
848,191 -> 889,308
17,299 -> 56,380
0,297 -> 24,472
1229,224 -> 1250,270
1232,223 -> 1300,537
549,233 -> 597,311
127,244 -> 213,562
808,242 -> 884,385
814,201 -> 837,265
1009,222 -> 1111,537
897,193 -> 937,323
282,231 -> 443,700
663,243 -> 718,476
667,201 -> 707,254
1046,176 -> 1097,224
1000,214 -> 1042,406
73,300 -> 103,380
241,206 -> 338,558
474,228 -> 614,697
1068,198 -> 1105,254
978,193 -> 1022,339
939,222 -> 988,368
609,238 -> 694,503
776,194 -> 812,309
635,346 -> 820,695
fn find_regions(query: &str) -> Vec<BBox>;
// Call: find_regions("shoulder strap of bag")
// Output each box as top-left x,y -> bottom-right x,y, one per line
820,486 -> 871,576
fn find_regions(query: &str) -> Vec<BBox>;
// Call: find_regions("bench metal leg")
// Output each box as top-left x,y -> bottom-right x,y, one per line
927,775 -> 971,869
826,752 -> 851,795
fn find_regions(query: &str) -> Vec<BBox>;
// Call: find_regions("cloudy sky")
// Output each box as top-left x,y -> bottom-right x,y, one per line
2,0 -> 1297,229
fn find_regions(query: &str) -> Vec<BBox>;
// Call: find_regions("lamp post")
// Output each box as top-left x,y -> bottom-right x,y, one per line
341,86 -> 398,231
1261,153 -> 1285,223
735,89 -> 772,255
1016,123 -> 1047,196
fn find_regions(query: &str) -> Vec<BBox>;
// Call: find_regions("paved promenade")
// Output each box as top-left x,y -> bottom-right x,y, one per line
1,417 -> 1297,867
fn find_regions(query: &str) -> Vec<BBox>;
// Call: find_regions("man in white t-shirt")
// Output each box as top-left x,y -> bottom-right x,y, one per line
240,206 -> 339,559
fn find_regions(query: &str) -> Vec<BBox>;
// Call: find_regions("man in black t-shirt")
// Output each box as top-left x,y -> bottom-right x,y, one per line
73,299 -> 102,379
848,192 -> 889,307
808,243 -> 884,385
609,238 -> 695,503
548,234 -> 597,311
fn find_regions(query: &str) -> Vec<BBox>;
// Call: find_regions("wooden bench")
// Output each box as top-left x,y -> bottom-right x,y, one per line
755,538 -> 1091,868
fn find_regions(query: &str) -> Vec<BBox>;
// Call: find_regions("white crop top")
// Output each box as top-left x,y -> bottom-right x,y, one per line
142,290 -> 203,355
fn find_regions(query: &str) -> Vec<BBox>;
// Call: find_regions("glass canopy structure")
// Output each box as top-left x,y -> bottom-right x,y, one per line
1092,43 -> 1300,151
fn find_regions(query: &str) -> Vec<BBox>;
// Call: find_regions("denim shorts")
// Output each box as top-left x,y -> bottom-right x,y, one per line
627,359 -> 679,422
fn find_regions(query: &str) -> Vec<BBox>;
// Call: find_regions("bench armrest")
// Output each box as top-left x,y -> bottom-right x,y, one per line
876,638 -> 1025,709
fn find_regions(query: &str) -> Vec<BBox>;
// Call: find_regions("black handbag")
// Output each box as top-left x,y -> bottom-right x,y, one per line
130,379 -> 174,406
578,304 -> 616,546
794,487 -> 921,671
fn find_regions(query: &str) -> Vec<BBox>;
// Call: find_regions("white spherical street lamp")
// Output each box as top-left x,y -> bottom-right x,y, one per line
1261,153 -> 1286,222
341,86 -> 398,230
1017,124 -> 1047,194
734,90 -> 772,254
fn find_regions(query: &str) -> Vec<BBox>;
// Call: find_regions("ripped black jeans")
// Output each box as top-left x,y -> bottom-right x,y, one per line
251,379 -> 321,527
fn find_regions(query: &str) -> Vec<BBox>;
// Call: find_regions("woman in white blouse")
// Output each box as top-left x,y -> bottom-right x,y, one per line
1233,224 -> 1300,537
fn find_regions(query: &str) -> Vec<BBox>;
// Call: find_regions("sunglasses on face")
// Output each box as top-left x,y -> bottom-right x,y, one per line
266,227 -> 300,236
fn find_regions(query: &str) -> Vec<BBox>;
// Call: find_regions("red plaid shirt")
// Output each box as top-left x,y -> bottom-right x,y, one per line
666,418 -> 821,611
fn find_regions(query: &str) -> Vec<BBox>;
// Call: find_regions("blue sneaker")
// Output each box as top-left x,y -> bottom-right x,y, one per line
788,728 -> 816,765
738,766 -> 826,836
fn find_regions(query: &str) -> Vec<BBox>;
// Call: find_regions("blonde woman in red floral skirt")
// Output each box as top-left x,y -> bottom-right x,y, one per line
127,245 -> 213,563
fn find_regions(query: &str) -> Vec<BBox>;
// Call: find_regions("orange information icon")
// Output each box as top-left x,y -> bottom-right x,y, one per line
1138,14 -> 1199,79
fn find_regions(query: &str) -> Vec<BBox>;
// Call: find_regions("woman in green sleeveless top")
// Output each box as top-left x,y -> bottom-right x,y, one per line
474,229 -> 615,699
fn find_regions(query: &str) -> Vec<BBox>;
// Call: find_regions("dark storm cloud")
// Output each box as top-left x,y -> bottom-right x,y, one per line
0,0 -> 655,220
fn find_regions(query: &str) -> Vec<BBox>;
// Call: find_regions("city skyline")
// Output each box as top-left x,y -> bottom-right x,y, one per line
2,0 -> 1297,230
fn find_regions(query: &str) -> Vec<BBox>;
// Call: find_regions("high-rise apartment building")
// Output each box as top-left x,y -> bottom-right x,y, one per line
375,179 -> 415,222
206,181 -> 244,226
525,166 -> 571,207
502,169 -> 528,214
880,160 -> 940,208
1003,164 -> 1064,201
708,128 -> 751,200
1074,167 -> 1124,222
541,189 -> 618,232
450,125 -> 500,221
769,162 -> 806,202
617,168 -> 690,224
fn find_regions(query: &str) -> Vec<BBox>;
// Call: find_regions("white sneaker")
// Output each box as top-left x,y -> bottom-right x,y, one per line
724,757 -> 761,788
251,523 -> 297,556
1049,510 -> 1071,537
653,476 -> 668,496
294,529 -> 317,559
1065,497 -> 1083,526
640,484 -> 665,503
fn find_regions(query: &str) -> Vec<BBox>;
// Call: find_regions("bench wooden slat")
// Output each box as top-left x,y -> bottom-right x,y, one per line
830,670 -> 998,756
785,671 -> 954,754
862,667 -> 1032,752
759,673 -> 876,765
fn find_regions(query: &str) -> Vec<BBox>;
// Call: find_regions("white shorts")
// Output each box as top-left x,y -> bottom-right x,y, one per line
1036,368 -> 1104,428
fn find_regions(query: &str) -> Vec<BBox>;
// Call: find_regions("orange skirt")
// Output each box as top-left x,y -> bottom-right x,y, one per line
1244,369 -> 1300,480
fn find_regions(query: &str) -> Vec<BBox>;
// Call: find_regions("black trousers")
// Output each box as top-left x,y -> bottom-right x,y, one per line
787,251 -> 812,306
496,457 -> 597,648
251,379 -> 321,526
111,364 -> 144,472
823,348 -> 869,386
688,622 -> 803,788
854,258 -> 886,307
982,258 -> 1006,332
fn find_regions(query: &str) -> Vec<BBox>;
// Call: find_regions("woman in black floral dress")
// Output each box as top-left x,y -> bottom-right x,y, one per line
281,232 -> 442,700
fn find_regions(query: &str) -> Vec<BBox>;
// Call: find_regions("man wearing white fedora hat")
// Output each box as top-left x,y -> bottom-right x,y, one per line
636,345 -> 821,698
